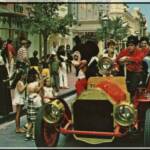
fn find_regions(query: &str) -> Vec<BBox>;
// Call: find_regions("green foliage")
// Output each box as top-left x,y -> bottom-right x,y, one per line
23,4 -> 74,37
96,17 -> 129,42
22,3 -> 74,55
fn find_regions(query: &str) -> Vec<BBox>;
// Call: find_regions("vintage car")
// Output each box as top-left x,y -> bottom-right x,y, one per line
34,57 -> 150,147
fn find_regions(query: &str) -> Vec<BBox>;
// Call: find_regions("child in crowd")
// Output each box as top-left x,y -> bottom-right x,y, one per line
26,68 -> 43,140
13,73 -> 27,133
40,55 -> 50,79
43,78 -> 55,103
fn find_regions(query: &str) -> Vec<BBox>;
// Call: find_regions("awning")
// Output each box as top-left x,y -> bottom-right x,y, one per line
71,23 -> 100,33
0,7 -> 26,17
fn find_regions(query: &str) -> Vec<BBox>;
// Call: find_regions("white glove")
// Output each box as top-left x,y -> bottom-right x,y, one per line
119,56 -> 129,62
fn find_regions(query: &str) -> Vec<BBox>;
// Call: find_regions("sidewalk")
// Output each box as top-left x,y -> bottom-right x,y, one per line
0,68 -> 77,124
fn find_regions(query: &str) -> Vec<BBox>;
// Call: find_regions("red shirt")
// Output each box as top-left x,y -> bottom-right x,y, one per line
141,47 -> 150,56
115,48 -> 145,72
6,43 -> 16,56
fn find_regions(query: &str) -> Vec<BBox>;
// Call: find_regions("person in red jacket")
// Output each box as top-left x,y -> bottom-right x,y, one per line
139,36 -> 150,56
139,36 -> 150,86
5,39 -> 16,77
115,35 -> 145,99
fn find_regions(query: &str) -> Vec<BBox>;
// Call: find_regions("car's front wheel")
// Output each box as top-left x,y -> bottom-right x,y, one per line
144,108 -> 150,146
35,105 -> 60,147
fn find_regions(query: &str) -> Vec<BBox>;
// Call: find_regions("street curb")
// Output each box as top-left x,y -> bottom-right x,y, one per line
57,88 -> 76,99
0,89 -> 76,125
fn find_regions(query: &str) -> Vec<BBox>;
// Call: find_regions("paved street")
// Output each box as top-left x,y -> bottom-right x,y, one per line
0,67 -> 146,148
0,2 -> 150,149
0,94 -> 77,148
0,92 -> 145,148
0,113 -> 145,148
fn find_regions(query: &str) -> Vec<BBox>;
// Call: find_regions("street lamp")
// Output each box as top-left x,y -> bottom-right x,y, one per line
101,15 -> 109,49
138,12 -> 147,37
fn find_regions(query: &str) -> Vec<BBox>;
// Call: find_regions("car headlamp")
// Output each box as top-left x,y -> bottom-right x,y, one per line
43,99 -> 65,124
114,103 -> 136,127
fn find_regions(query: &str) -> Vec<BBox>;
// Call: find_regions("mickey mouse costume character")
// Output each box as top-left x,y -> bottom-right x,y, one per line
72,40 -> 99,95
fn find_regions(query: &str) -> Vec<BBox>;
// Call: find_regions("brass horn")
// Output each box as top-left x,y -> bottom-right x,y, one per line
98,57 -> 113,75
43,99 -> 65,124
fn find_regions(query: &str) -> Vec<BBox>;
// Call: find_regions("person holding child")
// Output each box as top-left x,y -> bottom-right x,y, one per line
26,68 -> 43,140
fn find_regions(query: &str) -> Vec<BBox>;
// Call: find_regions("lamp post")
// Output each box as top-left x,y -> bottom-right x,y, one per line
101,15 -> 109,49
139,14 -> 147,37
121,21 -> 128,49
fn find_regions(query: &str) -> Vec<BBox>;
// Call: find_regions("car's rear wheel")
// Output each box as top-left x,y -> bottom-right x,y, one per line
35,105 -> 59,147
144,108 -> 150,146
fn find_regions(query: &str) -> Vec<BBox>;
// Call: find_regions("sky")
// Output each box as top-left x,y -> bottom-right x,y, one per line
128,4 -> 150,32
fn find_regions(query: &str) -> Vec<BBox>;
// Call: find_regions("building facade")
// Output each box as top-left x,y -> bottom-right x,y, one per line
69,3 -> 147,52
0,4 -> 40,57
0,3 -> 146,57
108,4 -> 147,37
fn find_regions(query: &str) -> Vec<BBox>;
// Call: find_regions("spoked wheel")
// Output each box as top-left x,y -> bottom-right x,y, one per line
35,105 -> 59,147
43,122 -> 59,146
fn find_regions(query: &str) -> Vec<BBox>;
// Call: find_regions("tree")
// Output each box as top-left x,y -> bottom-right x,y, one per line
96,17 -> 129,45
24,3 -> 74,56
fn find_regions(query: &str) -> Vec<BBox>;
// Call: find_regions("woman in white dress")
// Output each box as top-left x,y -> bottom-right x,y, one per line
13,73 -> 26,133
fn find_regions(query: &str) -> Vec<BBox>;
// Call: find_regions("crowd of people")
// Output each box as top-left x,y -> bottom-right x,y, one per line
0,38 -> 74,140
0,34 -> 150,140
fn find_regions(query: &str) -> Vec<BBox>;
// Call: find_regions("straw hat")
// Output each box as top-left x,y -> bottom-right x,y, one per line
20,40 -> 28,44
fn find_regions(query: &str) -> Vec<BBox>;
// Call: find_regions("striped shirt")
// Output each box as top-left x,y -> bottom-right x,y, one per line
17,46 -> 28,63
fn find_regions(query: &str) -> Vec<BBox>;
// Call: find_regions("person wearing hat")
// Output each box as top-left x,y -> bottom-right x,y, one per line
115,35 -> 145,99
